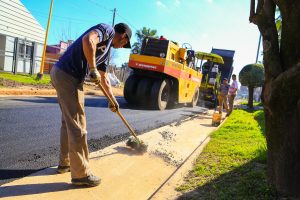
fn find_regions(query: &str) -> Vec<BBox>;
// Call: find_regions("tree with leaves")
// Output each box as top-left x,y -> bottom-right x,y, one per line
121,62 -> 128,69
275,7 -> 282,41
132,27 -> 158,53
239,63 -> 264,109
250,0 -> 300,197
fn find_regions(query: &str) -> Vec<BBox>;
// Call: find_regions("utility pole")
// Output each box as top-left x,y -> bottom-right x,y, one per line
107,8 -> 116,68
112,8 -> 116,27
37,0 -> 54,80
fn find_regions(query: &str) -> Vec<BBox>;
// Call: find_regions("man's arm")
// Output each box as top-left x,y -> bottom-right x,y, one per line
99,71 -> 114,99
82,30 -> 100,69
233,81 -> 238,93
99,70 -> 119,112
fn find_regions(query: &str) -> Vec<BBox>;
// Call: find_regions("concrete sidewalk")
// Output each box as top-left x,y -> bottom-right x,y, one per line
0,110 -> 223,200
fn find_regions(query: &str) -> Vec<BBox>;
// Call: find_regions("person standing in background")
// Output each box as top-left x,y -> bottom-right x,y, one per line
218,78 -> 230,114
227,74 -> 239,116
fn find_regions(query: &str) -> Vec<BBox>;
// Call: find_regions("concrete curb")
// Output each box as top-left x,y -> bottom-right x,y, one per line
150,113 -> 229,200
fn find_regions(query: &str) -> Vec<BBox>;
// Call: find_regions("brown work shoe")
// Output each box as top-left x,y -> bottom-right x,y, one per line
57,165 -> 70,174
71,175 -> 101,187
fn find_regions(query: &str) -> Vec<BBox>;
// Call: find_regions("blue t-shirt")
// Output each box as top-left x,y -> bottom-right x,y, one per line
55,23 -> 115,82
219,83 -> 229,95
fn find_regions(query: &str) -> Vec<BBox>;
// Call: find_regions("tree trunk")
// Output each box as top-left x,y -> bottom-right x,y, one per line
250,0 -> 300,197
264,71 -> 300,197
248,86 -> 254,109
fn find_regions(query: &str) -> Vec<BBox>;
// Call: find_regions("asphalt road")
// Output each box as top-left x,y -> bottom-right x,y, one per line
0,96 -> 207,185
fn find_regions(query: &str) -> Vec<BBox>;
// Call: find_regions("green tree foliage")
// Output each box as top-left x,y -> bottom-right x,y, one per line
132,27 -> 158,53
121,62 -> 128,69
275,7 -> 282,41
239,63 -> 264,109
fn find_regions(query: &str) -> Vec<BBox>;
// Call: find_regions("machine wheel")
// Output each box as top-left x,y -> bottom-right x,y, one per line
167,91 -> 177,109
188,88 -> 199,107
167,98 -> 177,109
135,78 -> 153,107
124,75 -> 139,104
150,79 -> 170,110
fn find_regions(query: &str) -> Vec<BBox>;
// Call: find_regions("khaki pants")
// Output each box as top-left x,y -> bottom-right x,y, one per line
228,94 -> 236,115
218,93 -> 229,114
50,67 -> 90,179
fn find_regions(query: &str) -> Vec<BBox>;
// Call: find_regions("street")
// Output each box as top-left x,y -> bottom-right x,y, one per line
0,96 -> 206,185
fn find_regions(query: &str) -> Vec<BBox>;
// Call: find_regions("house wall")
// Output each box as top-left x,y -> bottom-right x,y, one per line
0,0 -> 45,43
0,34 -> 6,70
4,35 -> 15,71
0,0 -> 45,73
33,42 -> 44,74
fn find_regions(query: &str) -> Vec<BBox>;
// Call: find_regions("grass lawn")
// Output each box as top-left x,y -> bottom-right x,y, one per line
240,100 -> 263,107
177,109 -> 276,199
0,72 -> 51,85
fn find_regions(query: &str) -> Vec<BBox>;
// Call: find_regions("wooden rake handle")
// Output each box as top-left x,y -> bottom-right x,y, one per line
95,81 -> 139,141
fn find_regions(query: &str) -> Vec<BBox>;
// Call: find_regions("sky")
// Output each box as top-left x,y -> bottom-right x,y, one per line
20,0 -> 263,75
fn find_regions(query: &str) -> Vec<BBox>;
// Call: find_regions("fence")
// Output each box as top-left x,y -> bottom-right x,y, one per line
113,66 -> 131,84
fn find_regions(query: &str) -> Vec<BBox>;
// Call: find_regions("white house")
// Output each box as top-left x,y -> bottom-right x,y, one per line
0,0 -> 45,74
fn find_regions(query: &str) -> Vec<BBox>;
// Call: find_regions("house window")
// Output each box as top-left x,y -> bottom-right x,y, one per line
26,45 -> 33,58
18,43 -> 25,57
18,40 -> 33,59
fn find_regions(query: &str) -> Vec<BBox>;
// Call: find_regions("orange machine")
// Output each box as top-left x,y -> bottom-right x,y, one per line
125,38 -> 203,110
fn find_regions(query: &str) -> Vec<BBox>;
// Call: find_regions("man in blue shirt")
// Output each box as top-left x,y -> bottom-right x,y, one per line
50,23 -> 132,187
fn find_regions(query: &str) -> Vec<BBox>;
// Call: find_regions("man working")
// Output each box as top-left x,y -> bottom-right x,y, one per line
227,74 -> 239,116
218,78 -> 230,114
50,23 -> 132,187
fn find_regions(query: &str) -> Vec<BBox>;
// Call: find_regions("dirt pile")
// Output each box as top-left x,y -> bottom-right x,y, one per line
0,78 -> 24,87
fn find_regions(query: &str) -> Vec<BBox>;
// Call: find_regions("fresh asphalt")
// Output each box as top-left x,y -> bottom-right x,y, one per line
0,96 -> 207,185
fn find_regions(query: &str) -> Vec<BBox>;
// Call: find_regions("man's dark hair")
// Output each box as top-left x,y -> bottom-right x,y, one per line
114,23 -> 132,48
232,74 -> 236,77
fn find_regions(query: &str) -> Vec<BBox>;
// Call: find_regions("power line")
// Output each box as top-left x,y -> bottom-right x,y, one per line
115,12 -> 138,32
78,0 -> 190,43
115,9 -> 197,44
62,1 -> 108,22
82,0 -> 139,32
107,8 -> 116,66
30,1 -> 112,25
30,9 -> 96,23
86,0 -> 111,12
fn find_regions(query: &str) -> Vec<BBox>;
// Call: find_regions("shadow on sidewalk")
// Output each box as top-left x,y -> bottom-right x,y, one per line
0,169 -> 41,180
0,182 -> 78,198
199,124 -> 213,127
0,168 -> 60,186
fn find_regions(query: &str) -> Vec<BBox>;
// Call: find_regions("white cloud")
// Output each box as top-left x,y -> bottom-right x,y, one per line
156,1 -> 166,8
207,0 -> 213,3
175,0 -> 181,7
201,33 -> 208,39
